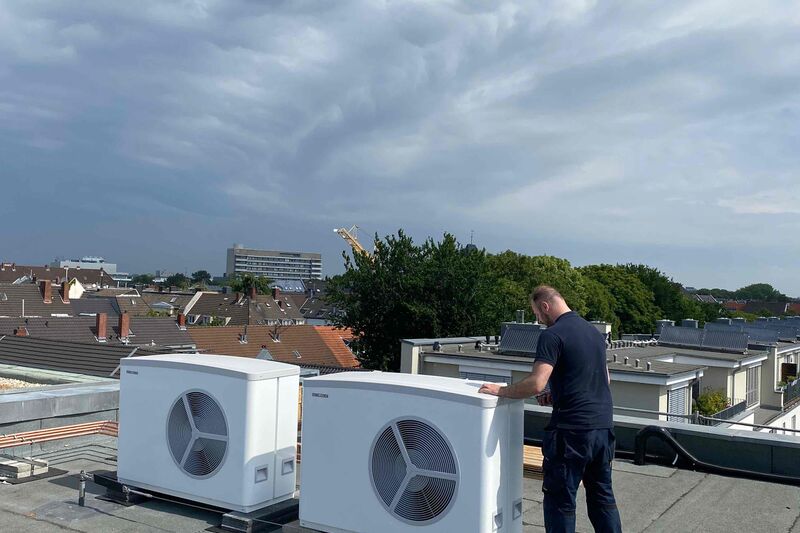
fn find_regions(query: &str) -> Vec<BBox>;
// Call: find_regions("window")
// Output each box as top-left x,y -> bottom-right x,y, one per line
746,366 -> 760,407
667,387 -> 688,422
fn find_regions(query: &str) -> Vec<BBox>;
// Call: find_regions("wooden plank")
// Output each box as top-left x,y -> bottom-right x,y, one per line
523,445 -> 544,480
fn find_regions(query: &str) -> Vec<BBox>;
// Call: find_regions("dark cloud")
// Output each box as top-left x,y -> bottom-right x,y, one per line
1,1 -> 799,293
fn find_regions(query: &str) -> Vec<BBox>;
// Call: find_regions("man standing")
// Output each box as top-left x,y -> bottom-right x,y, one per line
479,285 -> 622,533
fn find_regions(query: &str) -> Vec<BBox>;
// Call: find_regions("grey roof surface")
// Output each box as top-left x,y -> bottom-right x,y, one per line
185,292 -> 250,323
0,284 -> 73,318
620,344 -> 768,363
0,265 -> 113,287
139,292 -> 194,313
0,316 -> 195,349
186,292 -> 305,325
0,336 -> 166,377
1,440 -> 800,532
606,356 -> 706,376
69,297 -> 120,317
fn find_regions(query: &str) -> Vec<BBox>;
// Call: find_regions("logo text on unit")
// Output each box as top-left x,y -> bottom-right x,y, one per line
311,393 -> 328,398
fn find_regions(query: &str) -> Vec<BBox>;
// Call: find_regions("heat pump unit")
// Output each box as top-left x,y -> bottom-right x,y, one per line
117,354 -> 300,512
299,372 -> 524,532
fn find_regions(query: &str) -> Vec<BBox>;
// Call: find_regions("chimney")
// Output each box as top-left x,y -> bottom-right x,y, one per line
14,327 -> 28,337
61,281 -> 70,303
119,311 -> 130,338
177,313 -> 186,328
272,287 -> 280,299
96,313 -> 107,340
248,286 -> 257,300
40,281 -> 52,304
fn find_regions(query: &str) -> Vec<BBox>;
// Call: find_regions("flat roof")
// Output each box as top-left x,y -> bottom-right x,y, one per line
610,344 -> 769,363
2,438 -> 799,532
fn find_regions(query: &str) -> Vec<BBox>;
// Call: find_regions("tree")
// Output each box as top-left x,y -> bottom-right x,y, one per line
582,277 -> 620,336
579,265 -> 660,336
165,273 -> 190,289
191,270 -> 212,287
327,231 -> 503,371
486,252 -> 588,315
229,273 -> 272,295
132,274 -> 154,285
735,283 -> 788,302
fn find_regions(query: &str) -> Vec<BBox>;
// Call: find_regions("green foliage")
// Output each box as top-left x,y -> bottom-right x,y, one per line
579,265 -> 660,336
694,388 -> 730,416
165,273 -> 190,289
132,274 -> 154,285
229,273 -> 272,295
735,283 -> 787,302
327,231 -> 504,371
582,277 -> 619,336
191,270 -> 212,286
696,288 -> 735,299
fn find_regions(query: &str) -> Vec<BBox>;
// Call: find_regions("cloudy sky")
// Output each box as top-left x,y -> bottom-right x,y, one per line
2,1 -> 799,293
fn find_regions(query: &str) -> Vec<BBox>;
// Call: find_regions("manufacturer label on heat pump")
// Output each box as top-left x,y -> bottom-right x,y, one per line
311,393 -> 328,398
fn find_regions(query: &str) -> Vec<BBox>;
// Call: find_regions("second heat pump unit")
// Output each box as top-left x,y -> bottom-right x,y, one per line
117,354 -> 300,512
299,372 -> 524,532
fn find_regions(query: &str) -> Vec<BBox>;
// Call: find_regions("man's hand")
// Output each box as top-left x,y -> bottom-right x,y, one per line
536,392 -> 553,406
479,383 -> 504,396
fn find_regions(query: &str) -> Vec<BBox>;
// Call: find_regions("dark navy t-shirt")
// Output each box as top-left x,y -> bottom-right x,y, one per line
535,311 -> 613,430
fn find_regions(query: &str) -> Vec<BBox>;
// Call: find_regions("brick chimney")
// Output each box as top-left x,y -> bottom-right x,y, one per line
248,286 -> 257,300
61,281 -> 70,304
14,327 -> 28,337
272,287 -> 280,299
96,313 -> 107,340
119,311 -> 130,338
40,280 -> 52,304
177,313 -> 186,328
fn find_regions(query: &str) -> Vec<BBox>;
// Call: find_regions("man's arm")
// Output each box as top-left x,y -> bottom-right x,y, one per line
478,361 -> 554,399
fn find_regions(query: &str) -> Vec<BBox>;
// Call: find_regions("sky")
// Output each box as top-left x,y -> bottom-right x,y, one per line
1,1 -> 799,293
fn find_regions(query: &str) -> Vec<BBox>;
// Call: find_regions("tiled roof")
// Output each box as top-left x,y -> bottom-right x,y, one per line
0,316 -> 194,349
140,292 -> 194,313
0,265 -> 113,288
250,294 -> 304,324
0,284 -> 73,318
0,335 -> 166,378
70,297 -> 120,317
185,292 -> 250,324
742,301 -> 789,315
188,325 -> 359,368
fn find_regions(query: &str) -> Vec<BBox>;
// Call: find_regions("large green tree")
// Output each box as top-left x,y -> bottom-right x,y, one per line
229,273 -> 272,295
735,283 -> 788,302
579,265 -> 660,336
164,273 -> 190,289
191,270 -> 212,287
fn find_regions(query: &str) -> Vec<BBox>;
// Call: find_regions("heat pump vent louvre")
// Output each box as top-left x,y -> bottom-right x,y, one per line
167,391 -> 228,478
370,418 -> 458,525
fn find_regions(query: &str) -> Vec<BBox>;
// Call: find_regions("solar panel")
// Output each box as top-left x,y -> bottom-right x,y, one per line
742,327 -> 779,344
701,329 -> 749,353
499,324 -> 542,356
704,322 -> 743,332
658,326 -> 704,348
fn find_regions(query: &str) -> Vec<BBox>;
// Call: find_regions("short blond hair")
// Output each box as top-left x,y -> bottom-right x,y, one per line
531,285 -> 563,305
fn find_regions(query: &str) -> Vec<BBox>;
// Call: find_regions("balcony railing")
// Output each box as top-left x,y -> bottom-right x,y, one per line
784,379 -> 800,406
710,399 -> 747,423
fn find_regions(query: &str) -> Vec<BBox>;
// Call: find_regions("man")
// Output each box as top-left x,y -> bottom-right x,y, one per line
479,285 -> 622,533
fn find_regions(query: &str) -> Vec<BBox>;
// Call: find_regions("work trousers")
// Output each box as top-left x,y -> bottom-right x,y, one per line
541,428 -> 623,533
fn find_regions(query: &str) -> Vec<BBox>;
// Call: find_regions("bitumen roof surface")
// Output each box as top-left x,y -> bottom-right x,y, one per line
2,439 -> 800,532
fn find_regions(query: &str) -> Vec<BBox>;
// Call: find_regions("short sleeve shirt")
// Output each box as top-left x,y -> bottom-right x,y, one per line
535,312 -> 613,430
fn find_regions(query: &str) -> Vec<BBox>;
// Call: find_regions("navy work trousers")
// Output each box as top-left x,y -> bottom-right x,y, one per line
541,428 -> 623,533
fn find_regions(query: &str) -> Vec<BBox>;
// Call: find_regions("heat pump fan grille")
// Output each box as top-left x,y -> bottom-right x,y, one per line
370,418 -> 458,524
167,391 -> 228,478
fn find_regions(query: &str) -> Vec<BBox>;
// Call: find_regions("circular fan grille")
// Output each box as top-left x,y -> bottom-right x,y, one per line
167,391 -> 228,478
370,418 -> 458,524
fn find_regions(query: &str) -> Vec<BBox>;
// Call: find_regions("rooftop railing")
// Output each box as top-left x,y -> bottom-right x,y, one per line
784,379 -> 800,406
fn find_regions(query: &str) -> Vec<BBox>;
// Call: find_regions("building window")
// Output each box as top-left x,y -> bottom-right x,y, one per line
746,366 -> 760,407
667,387 -> 688,423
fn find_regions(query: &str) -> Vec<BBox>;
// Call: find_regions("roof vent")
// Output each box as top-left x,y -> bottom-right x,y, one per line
646,361 -> 652,371
612,354 -> 617,362
292,350 -> 301,359
635,359 -> 640,368
457,344 -> 463,353
433,341 -> 441,352
624,356 -> 629,365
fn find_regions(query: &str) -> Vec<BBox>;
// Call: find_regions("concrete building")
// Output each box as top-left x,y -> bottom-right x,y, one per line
226,244 -> 322,280
52,256 -> 117,274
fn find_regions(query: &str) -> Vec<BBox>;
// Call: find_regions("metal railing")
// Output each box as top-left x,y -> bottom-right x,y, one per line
785,379 -> 800,405
710,399 -> 747,423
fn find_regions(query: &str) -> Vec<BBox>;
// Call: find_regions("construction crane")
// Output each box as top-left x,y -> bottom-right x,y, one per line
334,225 -> 370,256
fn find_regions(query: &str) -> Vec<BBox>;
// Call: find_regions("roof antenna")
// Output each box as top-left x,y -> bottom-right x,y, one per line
470,230 -> 474,245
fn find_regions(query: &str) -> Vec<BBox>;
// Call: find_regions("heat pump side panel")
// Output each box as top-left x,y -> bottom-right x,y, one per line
299,385 -> 490,532
274,374 -> 299,499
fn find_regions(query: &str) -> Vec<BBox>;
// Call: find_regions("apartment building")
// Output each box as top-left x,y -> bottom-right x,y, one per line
225,244 -> 322,280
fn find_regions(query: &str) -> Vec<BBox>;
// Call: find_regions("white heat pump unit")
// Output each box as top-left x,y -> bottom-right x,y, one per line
299,372 -> 524,533
117,354 -> 300,512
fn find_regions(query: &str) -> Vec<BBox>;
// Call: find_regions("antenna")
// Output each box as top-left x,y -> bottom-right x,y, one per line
470,230 -> 474,245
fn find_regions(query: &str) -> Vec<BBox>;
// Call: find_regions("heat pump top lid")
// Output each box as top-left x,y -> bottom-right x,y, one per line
304,371 -> 507,407
121,353 -> 300,380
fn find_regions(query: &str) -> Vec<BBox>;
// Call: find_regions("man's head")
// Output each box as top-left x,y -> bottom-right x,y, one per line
530,285 -> 571,326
